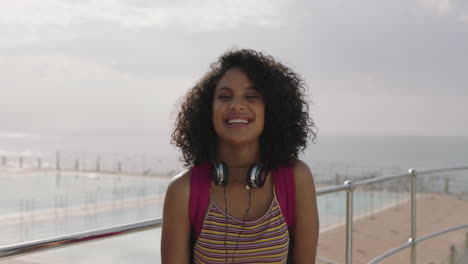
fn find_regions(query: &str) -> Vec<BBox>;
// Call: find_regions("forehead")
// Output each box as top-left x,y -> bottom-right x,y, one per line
215,67 -> 254,92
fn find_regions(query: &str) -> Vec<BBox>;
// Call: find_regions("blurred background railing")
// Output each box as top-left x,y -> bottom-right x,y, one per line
0,151 -> 177,176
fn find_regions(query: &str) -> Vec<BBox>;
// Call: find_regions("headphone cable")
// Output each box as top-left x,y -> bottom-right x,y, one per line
223,186 -> 228,264
232,188 -> 251,263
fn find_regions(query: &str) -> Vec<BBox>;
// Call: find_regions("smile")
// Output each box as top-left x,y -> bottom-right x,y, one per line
227,118 -> 249,124
224,118 -> 252,127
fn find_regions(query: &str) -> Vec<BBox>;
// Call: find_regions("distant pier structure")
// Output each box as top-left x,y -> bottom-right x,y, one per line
0,151 -> 175,177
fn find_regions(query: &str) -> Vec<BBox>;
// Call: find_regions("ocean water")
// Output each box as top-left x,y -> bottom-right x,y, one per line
1,131 -> 467,175
1,131 -> 467,263
1,130 -> 467,192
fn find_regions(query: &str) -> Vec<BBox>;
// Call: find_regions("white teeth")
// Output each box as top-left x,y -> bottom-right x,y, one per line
227,119 -> 249,124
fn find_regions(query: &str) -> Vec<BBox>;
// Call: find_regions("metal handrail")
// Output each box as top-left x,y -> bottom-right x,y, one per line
0,219 -> 161,260
368,224 -> 468,264
316,184 -> 350,195
0,166 -> 467,263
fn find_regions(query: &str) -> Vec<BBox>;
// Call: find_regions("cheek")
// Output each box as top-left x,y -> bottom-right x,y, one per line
258,105 -> 265,123
212,104 -> 220,119
212,104 -> 223,128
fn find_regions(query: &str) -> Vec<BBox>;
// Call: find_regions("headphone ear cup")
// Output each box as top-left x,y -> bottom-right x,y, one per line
212,162 -> 229,186
246,164 -> 267,188
256,164 -> 267,188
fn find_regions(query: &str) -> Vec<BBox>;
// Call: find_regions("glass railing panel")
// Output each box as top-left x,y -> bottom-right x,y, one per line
415,228 -> 468,264
379,246 -> 412,264
352,177 -> 411,264
316,188 -> 348,264
414,170 -> 468,263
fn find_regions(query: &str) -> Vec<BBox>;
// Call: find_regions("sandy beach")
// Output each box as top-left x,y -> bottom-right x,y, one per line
316,193 -> 468,264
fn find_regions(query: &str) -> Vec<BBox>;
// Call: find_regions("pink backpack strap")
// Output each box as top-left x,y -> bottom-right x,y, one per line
273,164 -> 296,230
189,162 -> 212,240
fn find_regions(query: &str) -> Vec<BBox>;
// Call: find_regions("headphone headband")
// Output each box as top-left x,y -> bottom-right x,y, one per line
212,162 -> 267,188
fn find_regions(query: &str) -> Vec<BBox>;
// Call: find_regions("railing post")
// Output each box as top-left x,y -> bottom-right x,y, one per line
466,232 -> 468,251
344,180 -> 354,264
409,169 -> 417,264
445,177 -> 449,194
117,161 -> 122,173
465,232 -> 468,255
449,245 -> 456,264
56,151 -> 61,170
96,156 -> 100,172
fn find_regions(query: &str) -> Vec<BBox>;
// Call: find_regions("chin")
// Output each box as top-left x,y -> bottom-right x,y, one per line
219,136 -> 260,146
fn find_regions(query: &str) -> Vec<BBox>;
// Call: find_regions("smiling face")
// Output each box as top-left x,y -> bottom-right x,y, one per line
212,67 -> 265,146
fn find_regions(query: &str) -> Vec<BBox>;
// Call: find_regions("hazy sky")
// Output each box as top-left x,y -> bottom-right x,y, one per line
1,0 -> 467,136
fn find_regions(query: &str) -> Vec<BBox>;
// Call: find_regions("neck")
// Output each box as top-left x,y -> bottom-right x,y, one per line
216,140 -> 260,167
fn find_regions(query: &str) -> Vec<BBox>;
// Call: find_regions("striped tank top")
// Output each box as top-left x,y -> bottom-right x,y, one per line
193,191 -> 290,263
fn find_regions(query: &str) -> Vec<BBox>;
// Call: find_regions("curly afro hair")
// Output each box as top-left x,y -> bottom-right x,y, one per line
171,49 -> 317,170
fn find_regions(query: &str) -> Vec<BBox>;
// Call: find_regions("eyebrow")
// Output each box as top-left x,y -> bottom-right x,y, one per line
215,86 -> 257,93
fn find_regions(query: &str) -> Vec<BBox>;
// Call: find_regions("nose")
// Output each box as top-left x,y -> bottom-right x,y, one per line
229,98 -> 246,110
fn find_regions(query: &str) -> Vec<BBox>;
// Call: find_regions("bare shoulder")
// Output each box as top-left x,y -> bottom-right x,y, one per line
161,170 -> 191,263
291,159 -> 314,182
162,169 -> 191,223
289,161 -> 319,261
166,169 -> 191,199
291,159 -> 316,193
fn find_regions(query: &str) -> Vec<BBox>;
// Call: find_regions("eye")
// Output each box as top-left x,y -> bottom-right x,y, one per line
246,95 -> 261,101
217,95 -> 231,100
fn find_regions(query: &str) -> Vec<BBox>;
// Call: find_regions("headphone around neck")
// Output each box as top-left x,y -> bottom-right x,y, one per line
212,162 -> 268,189
212,161 -> 267,263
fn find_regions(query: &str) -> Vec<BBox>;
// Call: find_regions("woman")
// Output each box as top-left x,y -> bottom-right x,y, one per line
162,49 -> 319,263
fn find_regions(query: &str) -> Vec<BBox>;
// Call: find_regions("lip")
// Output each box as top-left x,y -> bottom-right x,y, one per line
223,114 -> 254,127
224,114 -> 253,121
224,122 -> 251,128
